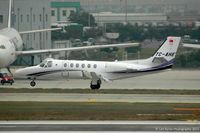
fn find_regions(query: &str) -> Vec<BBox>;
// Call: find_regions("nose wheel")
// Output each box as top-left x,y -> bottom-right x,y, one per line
30,80 -> 36,87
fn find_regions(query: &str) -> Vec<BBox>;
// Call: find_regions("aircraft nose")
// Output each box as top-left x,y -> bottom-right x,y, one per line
0,50 -> 10,67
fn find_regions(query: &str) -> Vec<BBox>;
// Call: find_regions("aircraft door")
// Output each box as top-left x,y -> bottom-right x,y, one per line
62,61 -> 69,78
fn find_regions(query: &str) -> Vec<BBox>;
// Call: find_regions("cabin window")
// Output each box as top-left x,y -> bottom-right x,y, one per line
64,63 -> 67,67
87,64 -> 91,68
76,63 -> 79,68
70,63 -> 74,68
47,61 -> 52,67
81,64 -> 85,68
93,64 -> 97,68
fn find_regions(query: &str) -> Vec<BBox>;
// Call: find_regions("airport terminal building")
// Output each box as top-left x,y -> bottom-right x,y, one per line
92,12 -> 168,26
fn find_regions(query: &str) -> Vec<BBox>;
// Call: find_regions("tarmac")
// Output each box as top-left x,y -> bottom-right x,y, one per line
0,121 -> 199,132
0,93 -> 200,103
1,70 -> 200,90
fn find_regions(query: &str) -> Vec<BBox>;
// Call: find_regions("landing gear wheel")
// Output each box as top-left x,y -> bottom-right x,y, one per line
90,84 -> 96,90
90,80 -> 101,90
30,81 -> 36,87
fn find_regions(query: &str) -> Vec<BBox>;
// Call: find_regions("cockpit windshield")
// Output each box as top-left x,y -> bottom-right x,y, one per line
39,59 -> 53,68
39,60 -> 47,67
0,45 -> 5,49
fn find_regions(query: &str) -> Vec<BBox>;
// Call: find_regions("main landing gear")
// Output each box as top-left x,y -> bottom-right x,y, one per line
90,79 -> 101,90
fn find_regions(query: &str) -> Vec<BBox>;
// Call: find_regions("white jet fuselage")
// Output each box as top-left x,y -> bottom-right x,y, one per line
15,58 -> 169,81
0,28 -> 23,67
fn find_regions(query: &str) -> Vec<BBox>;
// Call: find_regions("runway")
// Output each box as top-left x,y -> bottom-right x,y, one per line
0,93 -> 200,103
2,70 -> 200,90
0,121 -> 200,131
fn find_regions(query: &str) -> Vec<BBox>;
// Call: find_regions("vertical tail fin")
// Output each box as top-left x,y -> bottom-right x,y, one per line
149,36 -> 181,68
152,36 -> 181,62
8,0 -> 13,28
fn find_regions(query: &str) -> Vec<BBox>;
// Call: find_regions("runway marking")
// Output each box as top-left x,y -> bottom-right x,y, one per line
174,108 -> 200,111
88,98 -> 96,103
0,126 -> 17,128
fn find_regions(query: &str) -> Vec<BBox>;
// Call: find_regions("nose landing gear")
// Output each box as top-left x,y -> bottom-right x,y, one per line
30,80 -> 36,87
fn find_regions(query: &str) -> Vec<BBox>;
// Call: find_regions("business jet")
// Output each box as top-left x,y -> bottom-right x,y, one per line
0,0 -> 138,72
15,36 -> 181,89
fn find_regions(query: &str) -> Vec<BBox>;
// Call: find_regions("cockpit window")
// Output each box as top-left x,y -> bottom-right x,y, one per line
0,45 -> 5,49
39,59 -> 53,68
47,61 -> 52,67
39,62 -> 45,67
39,61 -> 47,67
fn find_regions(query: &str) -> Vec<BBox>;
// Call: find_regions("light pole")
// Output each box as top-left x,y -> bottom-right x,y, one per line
125,0 -> 127,24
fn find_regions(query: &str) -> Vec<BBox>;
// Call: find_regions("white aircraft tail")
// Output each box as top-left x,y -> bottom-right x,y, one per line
148,36 -> 181,68
8,0 -> 13,28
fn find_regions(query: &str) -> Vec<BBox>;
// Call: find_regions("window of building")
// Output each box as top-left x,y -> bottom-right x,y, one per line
81,64 -> 85,68
27,34 -> 29,41
51,10 -> 55,16
33,33 -> 36,40
46,32 -> 48,40
39,14 -> 42,22
33,14 -> 35,22
0,15 -> 3,23
46,14 -> 48,22
70,10 -> 75,14
63,10 -> 67,16
20,15 -> 23,23
93,64 -> 97,68
13,14 -> 16,23
27,14 -> 29,22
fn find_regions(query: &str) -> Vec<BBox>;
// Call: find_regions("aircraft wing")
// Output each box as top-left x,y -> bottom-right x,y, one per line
83,71 -> 112,83
19,28 -> 62,34
183,43 -> 200,49
16,43 -> 139,56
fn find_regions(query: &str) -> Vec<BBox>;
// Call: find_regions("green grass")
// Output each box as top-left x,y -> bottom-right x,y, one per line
0,102 -> 200,120
0,88 -> 200,95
